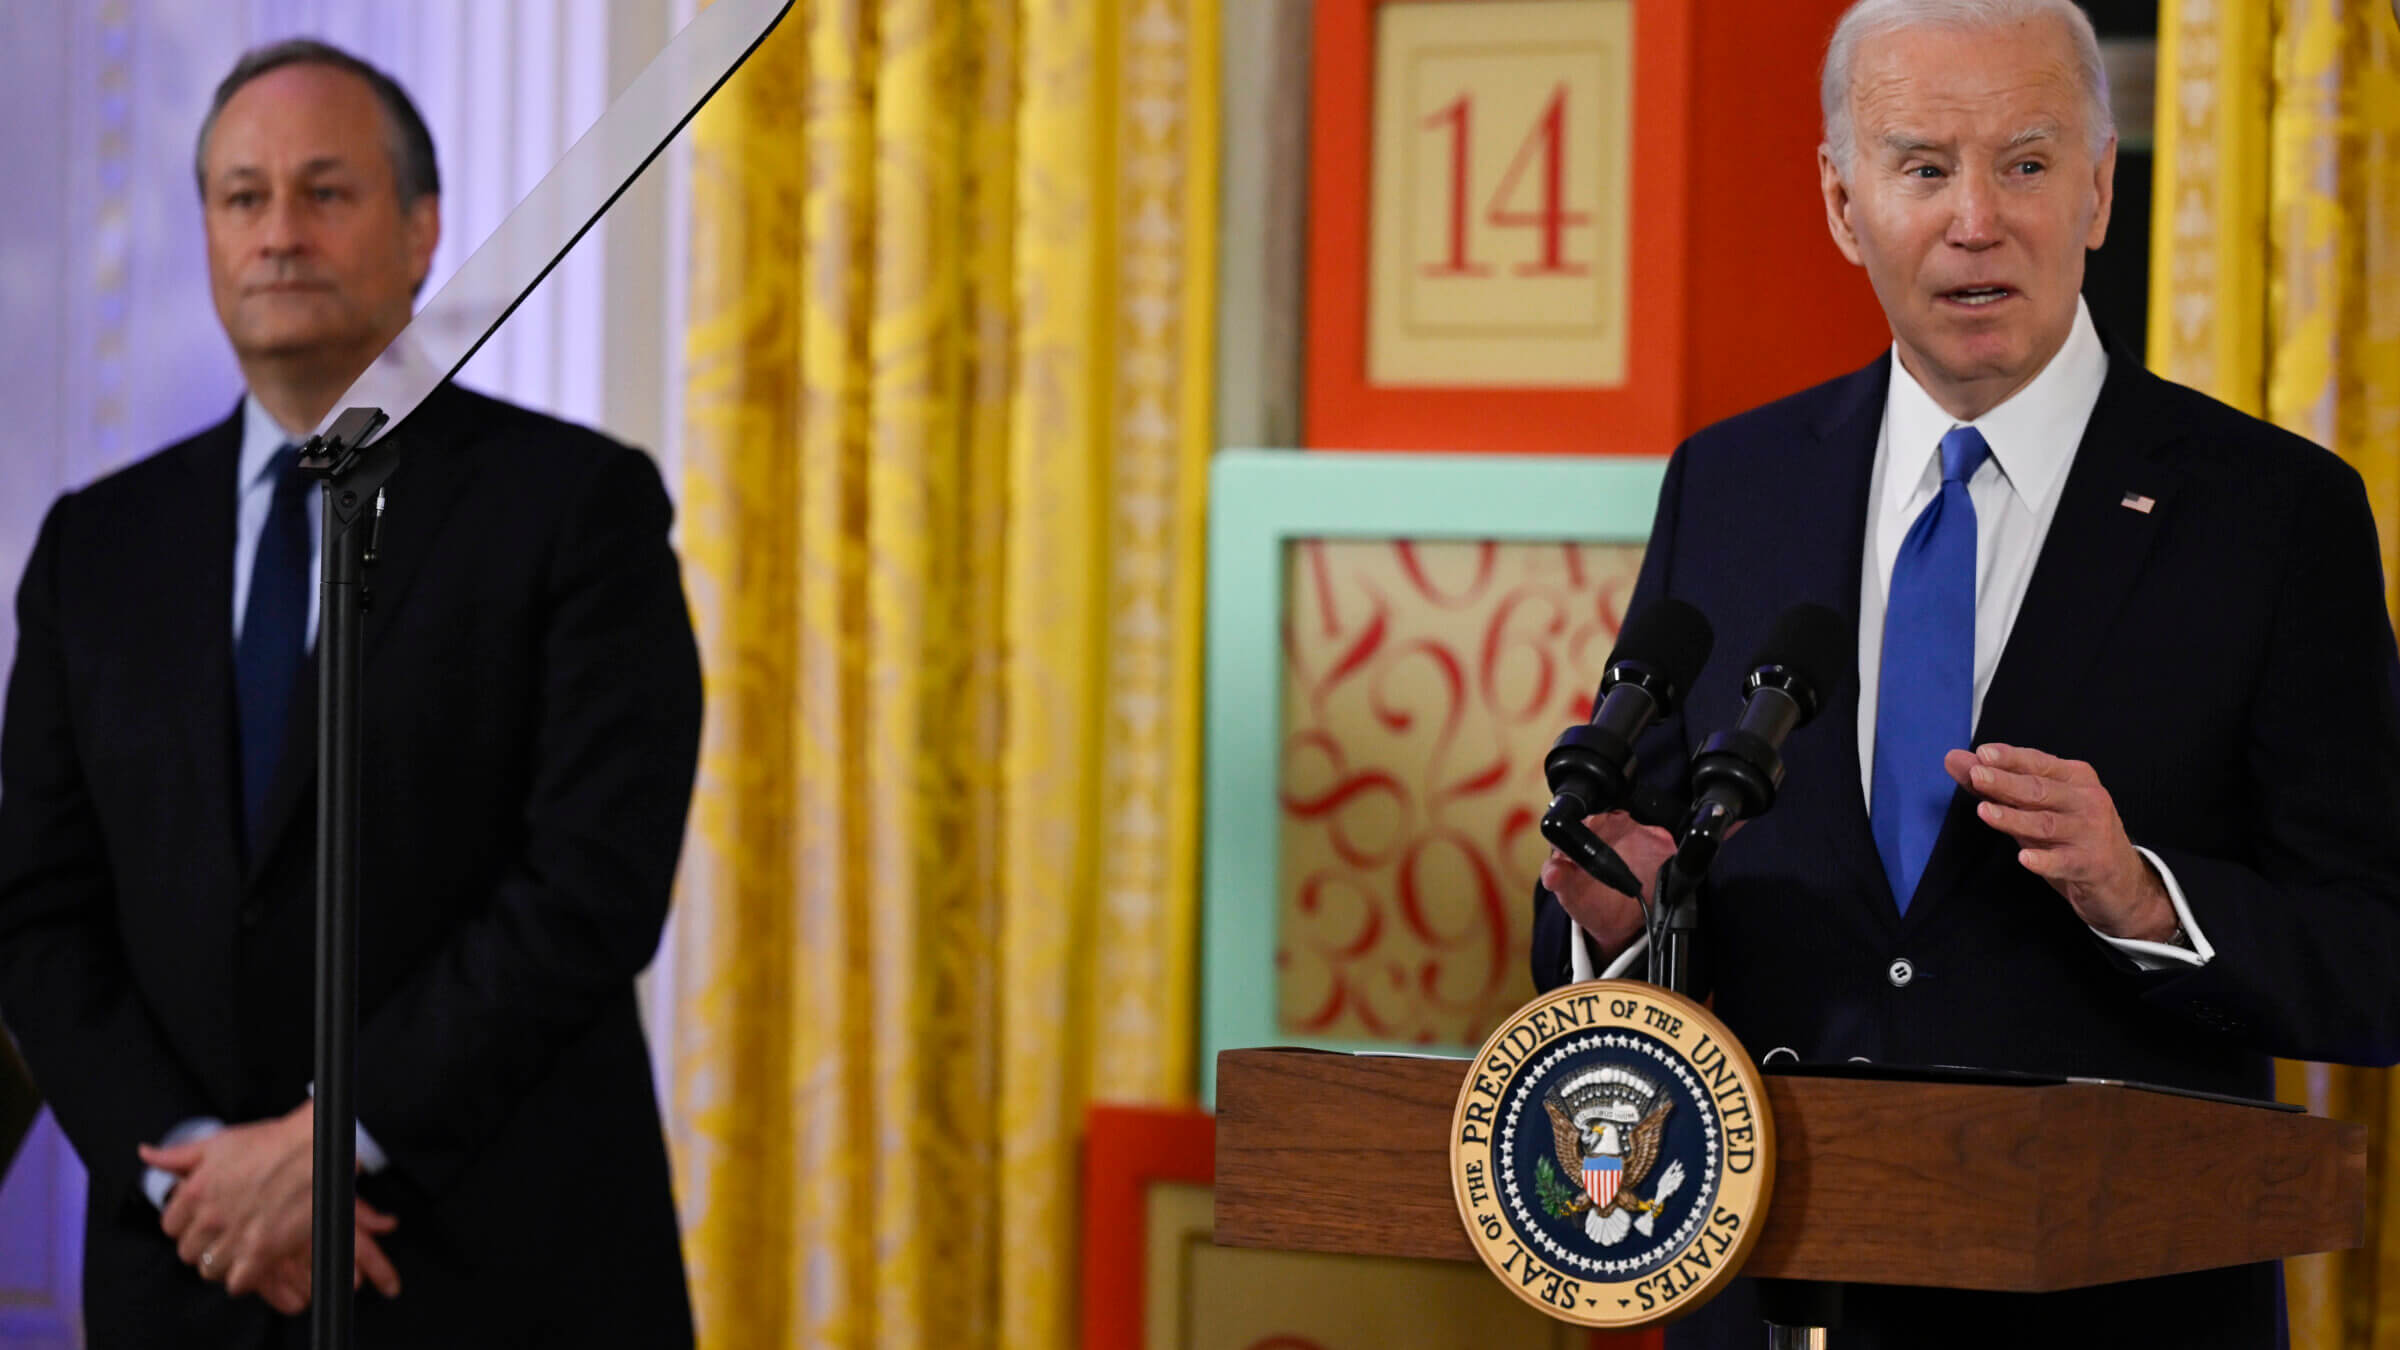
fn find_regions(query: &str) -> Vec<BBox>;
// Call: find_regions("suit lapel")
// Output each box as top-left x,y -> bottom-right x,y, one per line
1905,348 -> 2185,914
243,386 -> 481,885
1790,355 -> 1903,923
166,410 -> 248,882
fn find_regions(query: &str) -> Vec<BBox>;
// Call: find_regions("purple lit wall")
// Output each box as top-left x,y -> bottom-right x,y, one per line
0,3 -> 692,1338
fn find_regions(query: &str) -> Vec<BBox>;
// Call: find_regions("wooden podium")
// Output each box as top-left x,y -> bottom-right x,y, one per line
1214,1047 -> 2367,1298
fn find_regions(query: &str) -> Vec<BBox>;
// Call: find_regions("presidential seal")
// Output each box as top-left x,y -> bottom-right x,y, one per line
1449,981 -> 1773,1329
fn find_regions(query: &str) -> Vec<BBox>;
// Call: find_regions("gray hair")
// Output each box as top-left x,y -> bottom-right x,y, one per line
1820,0 -> 2114,176
194,39 -> 441,207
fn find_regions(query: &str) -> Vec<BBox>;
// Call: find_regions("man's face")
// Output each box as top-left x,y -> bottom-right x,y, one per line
1818,17 -> 2114,415
199,64 -> 439,369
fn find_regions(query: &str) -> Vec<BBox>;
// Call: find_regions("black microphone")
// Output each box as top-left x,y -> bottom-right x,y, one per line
1540,599 -> 1714,894
1675,603 -> 1848,870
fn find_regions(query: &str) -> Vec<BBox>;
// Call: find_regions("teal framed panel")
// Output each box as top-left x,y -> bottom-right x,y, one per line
1200,449 -> 1669,1103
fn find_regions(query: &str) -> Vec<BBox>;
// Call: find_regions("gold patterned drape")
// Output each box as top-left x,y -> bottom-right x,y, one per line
664,0 -> 1218,1344
2152,1 -> 2400,1344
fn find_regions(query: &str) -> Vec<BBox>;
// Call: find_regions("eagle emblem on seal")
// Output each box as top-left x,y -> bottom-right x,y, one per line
1542,1065 -> 1687,1247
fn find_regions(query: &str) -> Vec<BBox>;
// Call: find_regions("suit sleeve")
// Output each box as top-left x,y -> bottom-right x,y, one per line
2136,465 -> 2400,1065
0,496 -> 218,1214
352,449 -> 703,1191
1530,445 -> 1692,992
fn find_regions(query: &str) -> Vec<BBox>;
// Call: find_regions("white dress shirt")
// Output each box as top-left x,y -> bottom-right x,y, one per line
1571,299 -> 2210,983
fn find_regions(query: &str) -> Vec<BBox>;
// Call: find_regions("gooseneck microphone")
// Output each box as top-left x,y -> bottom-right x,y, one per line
1539,598 -> 1714,897
1674,603 -> 1848,871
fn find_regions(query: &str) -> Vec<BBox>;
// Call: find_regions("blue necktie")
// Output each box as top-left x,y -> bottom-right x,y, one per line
1872,425 -> 1989,913
237,444 -> 310,849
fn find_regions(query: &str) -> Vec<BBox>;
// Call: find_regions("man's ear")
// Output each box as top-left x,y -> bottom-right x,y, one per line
1820,146 -> 1863,266
403,194 -> 441,294
2084,135 -> 2117,251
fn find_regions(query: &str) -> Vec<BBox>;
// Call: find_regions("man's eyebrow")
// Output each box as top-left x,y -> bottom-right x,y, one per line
1878,132 -> 1945,155
2004,124 -> 2059,149
208,156 -> 354,187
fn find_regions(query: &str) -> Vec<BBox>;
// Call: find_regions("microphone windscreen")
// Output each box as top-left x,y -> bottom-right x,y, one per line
1606,598 -> 1715,705
1748,603 -> 1850,712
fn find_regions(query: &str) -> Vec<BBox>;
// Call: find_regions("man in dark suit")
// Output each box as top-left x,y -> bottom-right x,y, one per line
0,39 -> 701,1347
1531,0 -> 2400,1344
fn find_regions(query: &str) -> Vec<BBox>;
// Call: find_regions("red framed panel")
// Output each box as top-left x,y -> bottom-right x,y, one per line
1084,1105 -> 1217,1350
1304,0 -> 1694,456
1080,1103 -> 1661,1350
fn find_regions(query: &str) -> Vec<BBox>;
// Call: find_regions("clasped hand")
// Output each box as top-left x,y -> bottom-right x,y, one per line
138,1099 -> 402,1314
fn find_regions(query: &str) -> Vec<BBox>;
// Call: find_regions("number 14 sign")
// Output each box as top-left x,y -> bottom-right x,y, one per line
1368,0 -> 1633,388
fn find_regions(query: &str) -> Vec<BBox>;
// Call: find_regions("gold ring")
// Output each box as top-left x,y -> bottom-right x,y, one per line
200,1248 -> 217,1277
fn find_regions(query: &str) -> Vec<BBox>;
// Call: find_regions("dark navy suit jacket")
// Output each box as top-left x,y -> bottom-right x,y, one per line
1532,345 -> 2400,1347
0,385 -> 701,1348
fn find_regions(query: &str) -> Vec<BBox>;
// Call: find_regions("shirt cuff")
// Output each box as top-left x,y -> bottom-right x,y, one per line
355,1121 -> 388,1174
142,1116 -> 225,1210
1568,923 -> 1648,982
305,1082 -> 389,1174
2095,845 -> 2214,970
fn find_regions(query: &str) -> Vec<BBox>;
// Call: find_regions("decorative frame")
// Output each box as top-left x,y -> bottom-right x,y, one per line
1082,1103 -> 1644,1350
1303,0 -> 1696,454
1084,1105 -> 1217,1350
1200,450 -> 1668,1104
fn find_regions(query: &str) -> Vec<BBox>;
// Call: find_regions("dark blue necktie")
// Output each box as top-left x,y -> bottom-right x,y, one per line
237,444 -> 310,848
1872,425 -> 1989,913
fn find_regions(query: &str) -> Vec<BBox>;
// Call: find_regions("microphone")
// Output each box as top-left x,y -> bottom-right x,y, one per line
1540,599 -> 1714,894
1675,603 -> 1848,870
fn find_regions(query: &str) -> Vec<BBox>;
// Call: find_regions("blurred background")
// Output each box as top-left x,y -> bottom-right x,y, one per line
0,0 -> 2392,1345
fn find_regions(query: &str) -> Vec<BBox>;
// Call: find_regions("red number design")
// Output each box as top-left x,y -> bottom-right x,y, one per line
1417,85 -> 1589,278
1278,541 -> 1643,1044
1486,84 -> 1590,276
1419,95 -> 1490,277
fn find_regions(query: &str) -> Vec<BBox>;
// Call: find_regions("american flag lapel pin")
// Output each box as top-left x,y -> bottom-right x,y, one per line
2120,491 -> 2156,514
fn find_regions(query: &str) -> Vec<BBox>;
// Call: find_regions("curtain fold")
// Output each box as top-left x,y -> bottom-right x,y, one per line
666,0 -> 1218,1343
2152,2 -> 2400,1344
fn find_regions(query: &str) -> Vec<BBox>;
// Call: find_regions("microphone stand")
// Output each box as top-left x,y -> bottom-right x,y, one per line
1650,782 -> 1843,1349
298,406 -> 397,1350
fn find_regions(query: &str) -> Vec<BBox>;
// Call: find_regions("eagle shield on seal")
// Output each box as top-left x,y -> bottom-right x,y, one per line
1543,1065 -> 1687,1247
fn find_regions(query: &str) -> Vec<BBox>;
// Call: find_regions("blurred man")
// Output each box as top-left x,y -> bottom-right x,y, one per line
1532,0 -> 2400,1343
0,40 -> 701,1347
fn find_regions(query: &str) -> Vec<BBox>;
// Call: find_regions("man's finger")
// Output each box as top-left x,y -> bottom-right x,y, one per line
175,1221 -> 222,1268
1943,749 -> 1982,791
356,1230 -> 403,1299
1977,800 -> 2070,844
138,1141 -> 206,1173
160,1176 -> 200,1238
2015,846 -> 2076,879
266,1260 -> 311,1315
1974,742 -> 2073,779
1966,763 -> 2061,809
355,1199 -> 399,1234
224,1250 -> 268,1297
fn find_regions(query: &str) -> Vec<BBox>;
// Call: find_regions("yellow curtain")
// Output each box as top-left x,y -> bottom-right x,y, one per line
663,0 -> 1219,1344
2152,1 -> 2400,1344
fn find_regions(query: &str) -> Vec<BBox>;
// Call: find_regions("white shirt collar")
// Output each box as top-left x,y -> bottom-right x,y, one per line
238,395 -> 311,491
1880,296 -> 2108,517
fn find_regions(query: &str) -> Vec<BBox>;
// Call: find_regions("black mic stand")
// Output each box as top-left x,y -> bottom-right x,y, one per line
298,405 -> 397,1350
1652,745 -> 1843,1348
